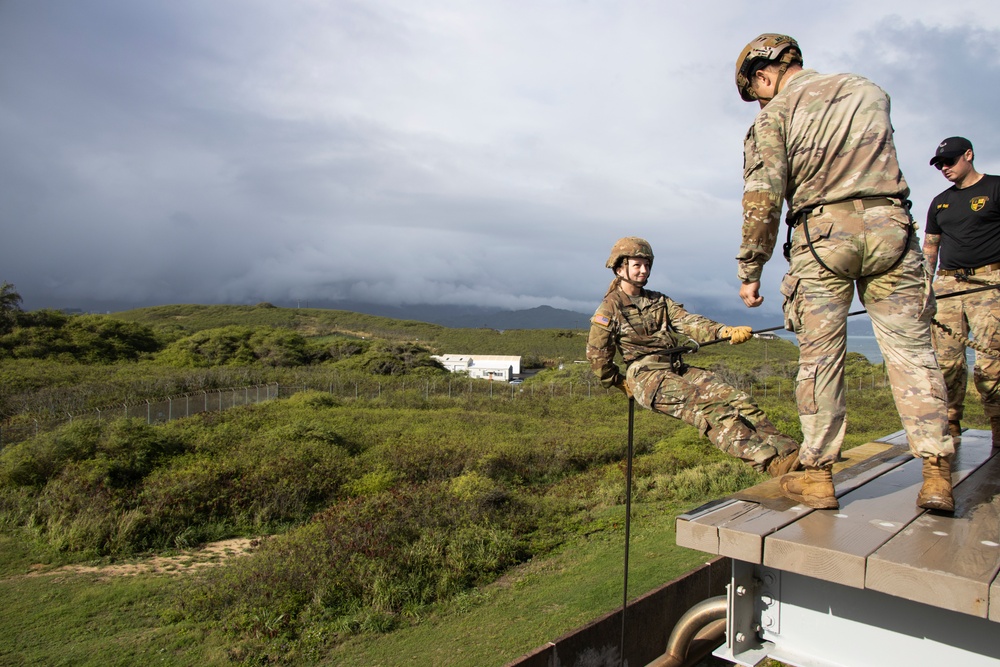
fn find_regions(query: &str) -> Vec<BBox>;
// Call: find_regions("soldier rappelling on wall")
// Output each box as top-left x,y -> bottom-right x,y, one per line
587,236 -> 802,477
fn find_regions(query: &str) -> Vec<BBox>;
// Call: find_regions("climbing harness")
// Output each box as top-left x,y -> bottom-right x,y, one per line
783,198 -> 913,283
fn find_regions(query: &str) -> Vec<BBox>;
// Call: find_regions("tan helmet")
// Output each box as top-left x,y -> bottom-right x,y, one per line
735,33 -> 802,102
606,237 -> 654,270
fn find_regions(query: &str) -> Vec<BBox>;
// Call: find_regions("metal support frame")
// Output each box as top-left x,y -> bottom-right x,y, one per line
715,561 -> 1000,667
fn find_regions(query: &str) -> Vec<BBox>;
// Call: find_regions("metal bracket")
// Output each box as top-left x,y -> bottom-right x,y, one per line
714,560 -> 776,667
757,565 -> 781,637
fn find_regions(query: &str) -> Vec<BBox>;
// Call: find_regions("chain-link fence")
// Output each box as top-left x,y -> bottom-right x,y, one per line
0,366 -> 895,450
0,384 -> 279,448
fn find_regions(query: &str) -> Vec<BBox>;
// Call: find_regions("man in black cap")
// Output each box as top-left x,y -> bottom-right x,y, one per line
923,137 -> 1000,445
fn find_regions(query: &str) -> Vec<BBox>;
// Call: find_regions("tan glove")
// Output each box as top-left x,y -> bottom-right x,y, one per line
720,325 -> 753,345
616,379 -> 633,398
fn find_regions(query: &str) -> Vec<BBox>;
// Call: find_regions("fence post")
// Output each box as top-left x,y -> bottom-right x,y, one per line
147,399 -> 152,424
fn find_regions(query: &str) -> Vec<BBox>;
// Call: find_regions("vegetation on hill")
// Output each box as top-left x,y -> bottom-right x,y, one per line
115,303 -> 589,365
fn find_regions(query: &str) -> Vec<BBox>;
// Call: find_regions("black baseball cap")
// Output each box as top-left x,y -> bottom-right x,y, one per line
930,136 -> 973,166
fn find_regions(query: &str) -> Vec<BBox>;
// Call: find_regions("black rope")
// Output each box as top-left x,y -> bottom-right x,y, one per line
619,397 -> 635,667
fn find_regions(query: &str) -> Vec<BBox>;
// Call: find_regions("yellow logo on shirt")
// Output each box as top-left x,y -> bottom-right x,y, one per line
971,196 -> 988,212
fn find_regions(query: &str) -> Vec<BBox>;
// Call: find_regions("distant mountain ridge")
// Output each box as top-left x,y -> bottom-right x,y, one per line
317,301 -> 872,335
61,294 -> 876,336
312,300 -> 591,329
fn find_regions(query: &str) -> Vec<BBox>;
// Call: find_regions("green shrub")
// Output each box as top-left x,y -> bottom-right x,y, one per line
156,326 -> 311,368
182,483 -> 525,644
0,421 -> 104,487
345,469 -> 398,497
0,312 -> 161,363
657,460 -> 765,502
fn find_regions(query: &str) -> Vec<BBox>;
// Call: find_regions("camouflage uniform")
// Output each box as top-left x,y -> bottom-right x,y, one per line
932,271 -> 1000,423
586,286 -> 799,470
738,69 -> 955,467
926,173 -> 1000,425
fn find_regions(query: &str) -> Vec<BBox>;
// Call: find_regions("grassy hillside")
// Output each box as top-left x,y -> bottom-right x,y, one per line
0,304 -> 950,665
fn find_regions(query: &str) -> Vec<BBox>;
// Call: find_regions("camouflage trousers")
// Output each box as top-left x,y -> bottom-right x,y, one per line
931,271 -> 1000,421
627,360 -> 798,470
781,203 -> 955,467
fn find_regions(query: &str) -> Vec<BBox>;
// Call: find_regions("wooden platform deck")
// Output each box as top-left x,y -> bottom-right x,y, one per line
677,429 -> 1000,621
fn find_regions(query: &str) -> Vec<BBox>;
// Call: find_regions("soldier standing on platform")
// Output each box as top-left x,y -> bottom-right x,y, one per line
733,34 -> 955,510
587,237 -> 802,477
924,137 -> 1000,446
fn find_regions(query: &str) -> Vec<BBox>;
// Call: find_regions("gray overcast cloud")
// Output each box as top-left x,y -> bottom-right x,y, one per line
2,1 -> 999,323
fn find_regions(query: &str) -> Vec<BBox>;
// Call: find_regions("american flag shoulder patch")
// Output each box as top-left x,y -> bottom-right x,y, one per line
593,314 -> 610,327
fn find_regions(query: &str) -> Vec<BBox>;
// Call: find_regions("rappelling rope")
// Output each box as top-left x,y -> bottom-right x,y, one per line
931,277 -> 1000,358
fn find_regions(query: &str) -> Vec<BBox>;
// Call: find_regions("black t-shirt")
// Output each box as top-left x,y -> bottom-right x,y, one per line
926,174 -> 1000,270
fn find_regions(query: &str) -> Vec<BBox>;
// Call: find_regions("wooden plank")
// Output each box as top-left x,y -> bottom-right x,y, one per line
865,448 -> 1000,618
763,433 -> 994,589
992,574 -> 1000,623
675,434 -> 910,562
717,440 -> 912,563
675,498 -> 744,553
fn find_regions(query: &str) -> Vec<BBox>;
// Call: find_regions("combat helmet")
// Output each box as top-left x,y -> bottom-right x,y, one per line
606,237 -> 654,270
735,33 -> 802,102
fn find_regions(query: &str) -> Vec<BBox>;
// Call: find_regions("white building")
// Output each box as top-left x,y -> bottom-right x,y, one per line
432,354 -> 522,382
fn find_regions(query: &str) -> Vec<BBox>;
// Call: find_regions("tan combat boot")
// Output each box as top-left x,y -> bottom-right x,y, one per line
916,455 -> 954,512
766,448 -> 802,478
947,420 -> 962,438
779,466 -> 838,509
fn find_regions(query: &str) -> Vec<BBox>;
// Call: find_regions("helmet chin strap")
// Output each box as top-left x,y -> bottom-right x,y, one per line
618,263 -> 648,289
753,52 -> 798,103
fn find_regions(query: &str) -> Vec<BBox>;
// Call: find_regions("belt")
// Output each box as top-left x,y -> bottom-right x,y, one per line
939,262 -> 1000,277
788,197 -> 901,228
636,353 -> 681,364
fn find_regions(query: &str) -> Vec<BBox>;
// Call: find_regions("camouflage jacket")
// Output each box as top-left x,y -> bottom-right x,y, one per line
737,69 -> 910,283
586,287 -> 724,388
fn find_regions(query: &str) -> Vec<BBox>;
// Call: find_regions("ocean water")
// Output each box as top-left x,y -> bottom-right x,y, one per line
774,331 -> 975,366
772,331 -> 884,363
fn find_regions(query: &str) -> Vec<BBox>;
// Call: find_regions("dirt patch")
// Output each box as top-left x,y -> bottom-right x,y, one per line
27,537 -> 259,579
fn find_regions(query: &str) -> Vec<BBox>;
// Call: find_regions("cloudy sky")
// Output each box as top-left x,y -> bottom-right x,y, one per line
2,1 -> 999,324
